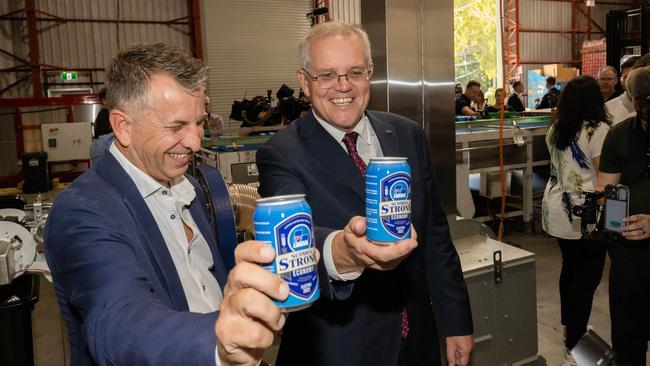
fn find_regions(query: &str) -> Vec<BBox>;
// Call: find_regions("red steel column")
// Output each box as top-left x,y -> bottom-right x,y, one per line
25,0 -> 43,97
188,0 -> 203,59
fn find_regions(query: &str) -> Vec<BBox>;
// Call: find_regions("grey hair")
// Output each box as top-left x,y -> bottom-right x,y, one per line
298,21 -> 372,70
105,43 -> 209,112
626,66 -> 650,98
597,65 -> 618,78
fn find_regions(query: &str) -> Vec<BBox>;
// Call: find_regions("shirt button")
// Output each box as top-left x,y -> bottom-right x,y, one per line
170,214 -> 176,219
162,190 -> 168,195
202,284 -> 206,291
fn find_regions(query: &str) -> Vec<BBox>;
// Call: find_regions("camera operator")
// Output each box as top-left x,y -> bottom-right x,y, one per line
596,56 -> 650,366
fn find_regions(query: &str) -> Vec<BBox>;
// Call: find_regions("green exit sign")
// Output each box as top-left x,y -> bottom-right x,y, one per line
60,71 -> 78,80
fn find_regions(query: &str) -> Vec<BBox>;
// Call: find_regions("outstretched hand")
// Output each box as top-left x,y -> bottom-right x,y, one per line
331,216 -> 418,274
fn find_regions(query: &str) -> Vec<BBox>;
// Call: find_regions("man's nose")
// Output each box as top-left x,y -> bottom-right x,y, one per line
182,123 -> 203,152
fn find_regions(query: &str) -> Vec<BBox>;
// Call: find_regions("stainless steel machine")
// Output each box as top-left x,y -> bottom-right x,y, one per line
361,1 -> 542,364
0,195 -> 50,286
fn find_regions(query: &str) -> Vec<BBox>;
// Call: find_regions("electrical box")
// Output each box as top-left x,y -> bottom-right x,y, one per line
456,235 -> 538,366
40,122 -> 91,162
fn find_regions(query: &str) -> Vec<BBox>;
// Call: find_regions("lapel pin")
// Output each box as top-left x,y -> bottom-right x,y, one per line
385,129 -> 393,135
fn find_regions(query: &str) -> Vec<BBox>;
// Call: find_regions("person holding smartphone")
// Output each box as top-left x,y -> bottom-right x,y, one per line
596,56 -> 650,366
541,76 -> 610,366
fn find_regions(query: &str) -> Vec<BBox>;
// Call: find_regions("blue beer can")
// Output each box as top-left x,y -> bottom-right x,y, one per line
254,194 -> 320,311
365,157 -> 412,244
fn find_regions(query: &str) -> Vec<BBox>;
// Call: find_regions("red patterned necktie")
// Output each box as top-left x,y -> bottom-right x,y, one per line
341,131 -> 410,339
342,132 -> 367,177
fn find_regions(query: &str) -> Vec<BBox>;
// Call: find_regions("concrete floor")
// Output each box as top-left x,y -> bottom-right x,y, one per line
9,214 -> 648,365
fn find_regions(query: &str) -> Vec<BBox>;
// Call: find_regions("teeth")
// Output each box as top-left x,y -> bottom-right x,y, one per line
169,153 -> 189,160
331,97 -> 352,105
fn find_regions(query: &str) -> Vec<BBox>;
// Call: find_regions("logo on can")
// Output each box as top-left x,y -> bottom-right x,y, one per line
366,158 -> 412,243
254,194 -> 320,311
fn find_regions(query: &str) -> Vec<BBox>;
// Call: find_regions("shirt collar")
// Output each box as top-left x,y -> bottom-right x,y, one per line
109,143 -> 194,202
312,110 -> 373,146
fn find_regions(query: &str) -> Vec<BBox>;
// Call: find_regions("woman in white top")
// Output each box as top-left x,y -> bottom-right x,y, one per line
541,76 -> 610,366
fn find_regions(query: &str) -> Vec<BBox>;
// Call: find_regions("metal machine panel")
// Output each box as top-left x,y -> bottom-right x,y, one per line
40,122 -> 91,162
456,235 -> 538,366
362,0 -> 457,215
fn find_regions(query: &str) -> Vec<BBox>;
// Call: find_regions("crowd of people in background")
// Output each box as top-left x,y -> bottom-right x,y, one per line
454,55 -> 650,366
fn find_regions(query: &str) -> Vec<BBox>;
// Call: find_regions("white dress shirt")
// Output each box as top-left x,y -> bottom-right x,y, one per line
606,91 -> 636,125
313,111 -> 384,281
109,143 -> 223,313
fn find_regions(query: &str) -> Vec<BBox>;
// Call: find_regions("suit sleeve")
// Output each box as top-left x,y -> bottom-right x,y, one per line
416,130 -> 474,337
45,194 -> 218,366
256,143 -> 354,301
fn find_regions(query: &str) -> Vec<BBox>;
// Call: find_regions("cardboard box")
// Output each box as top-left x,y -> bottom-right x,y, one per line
543,64 -> 579,82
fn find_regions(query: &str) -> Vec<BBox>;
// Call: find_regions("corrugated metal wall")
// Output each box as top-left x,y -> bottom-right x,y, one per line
0,0 -> 191,98
331,0 -> 361,24
200,0 -> 312,127
517,0 -> 638,89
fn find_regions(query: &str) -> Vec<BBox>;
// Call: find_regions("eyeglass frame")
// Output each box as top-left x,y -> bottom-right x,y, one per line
300,67 -> 373,88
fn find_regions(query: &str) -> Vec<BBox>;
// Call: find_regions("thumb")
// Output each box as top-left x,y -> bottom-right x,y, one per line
350,216 -> 366,236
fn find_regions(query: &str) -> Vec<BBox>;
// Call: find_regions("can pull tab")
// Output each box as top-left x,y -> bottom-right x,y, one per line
493,250 -> 503,284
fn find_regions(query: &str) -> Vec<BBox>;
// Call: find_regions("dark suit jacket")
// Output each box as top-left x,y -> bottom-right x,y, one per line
256,110 -> 473,366
507,93 -> 526,112
537,87 -> 560,109
44,152 -> 228,366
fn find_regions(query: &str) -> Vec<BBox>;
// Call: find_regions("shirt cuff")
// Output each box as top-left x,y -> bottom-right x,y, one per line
324,230 -> 363,281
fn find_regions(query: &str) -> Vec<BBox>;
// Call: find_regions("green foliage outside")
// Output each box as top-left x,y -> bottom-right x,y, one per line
454,0 -> 499,103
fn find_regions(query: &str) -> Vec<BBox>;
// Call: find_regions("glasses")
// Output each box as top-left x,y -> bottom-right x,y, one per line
301,68 -> 372,88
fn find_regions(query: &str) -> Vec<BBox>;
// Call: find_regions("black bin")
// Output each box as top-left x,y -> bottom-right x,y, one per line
21,152 -> 49,194
0,274 -> 40,366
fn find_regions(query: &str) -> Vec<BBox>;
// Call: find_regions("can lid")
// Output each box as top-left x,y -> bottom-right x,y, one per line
369,157 -> 408,162
256,194 -> 306,205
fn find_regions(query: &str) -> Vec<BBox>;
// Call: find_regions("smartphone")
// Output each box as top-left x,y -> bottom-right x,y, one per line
603,184 -> 630,233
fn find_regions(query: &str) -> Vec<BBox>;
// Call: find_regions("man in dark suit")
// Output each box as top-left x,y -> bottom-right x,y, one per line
507,81 -> 526,112
45,43 -> 290,366
537,76 -> 560,109
256,22 -> 473,366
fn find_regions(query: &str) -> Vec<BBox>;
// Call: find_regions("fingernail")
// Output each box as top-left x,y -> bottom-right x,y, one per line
279,282 -> 289,299
261,246 -> 274,258
278,314 -> 286,328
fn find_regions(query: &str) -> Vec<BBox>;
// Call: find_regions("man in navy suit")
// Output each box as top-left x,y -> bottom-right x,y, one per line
45,43 -> 291,366
507,81 -> 526,112
256,22 -> 473,366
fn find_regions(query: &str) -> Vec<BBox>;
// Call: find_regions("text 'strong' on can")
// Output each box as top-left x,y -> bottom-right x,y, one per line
254,194 -> 320,311
365,157 -> 412,244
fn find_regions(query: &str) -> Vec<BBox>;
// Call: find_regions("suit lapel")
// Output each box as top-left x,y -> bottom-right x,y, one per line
95,153 -> 189,311
367,111 -> 400,158
299,111 -> 365,200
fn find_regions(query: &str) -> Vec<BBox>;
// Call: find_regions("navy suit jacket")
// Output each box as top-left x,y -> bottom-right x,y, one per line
256,110 -> 473,366
44,151 -> 228,366
507,93 -> 526,112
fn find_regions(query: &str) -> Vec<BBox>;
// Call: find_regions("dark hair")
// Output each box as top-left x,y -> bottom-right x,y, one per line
105,43 -> 209,112
466,80 -> 481,89
512,81 -> 523,89
98,87 -> 107,100
632,53 -> 650,69
546,76 -> 556,85
621,56 -> 641,70
549,76 -> 609,150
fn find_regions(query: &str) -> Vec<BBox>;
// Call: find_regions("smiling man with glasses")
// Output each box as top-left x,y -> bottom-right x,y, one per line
596,57 -> 650,366
256,22 -> 473,366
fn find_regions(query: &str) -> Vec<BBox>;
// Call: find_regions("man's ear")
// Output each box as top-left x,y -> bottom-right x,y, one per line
297,69 -> 311,98
110,109 -> 133,147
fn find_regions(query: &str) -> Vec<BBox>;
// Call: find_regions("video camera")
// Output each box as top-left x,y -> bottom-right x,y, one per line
572,185 -> 628,242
